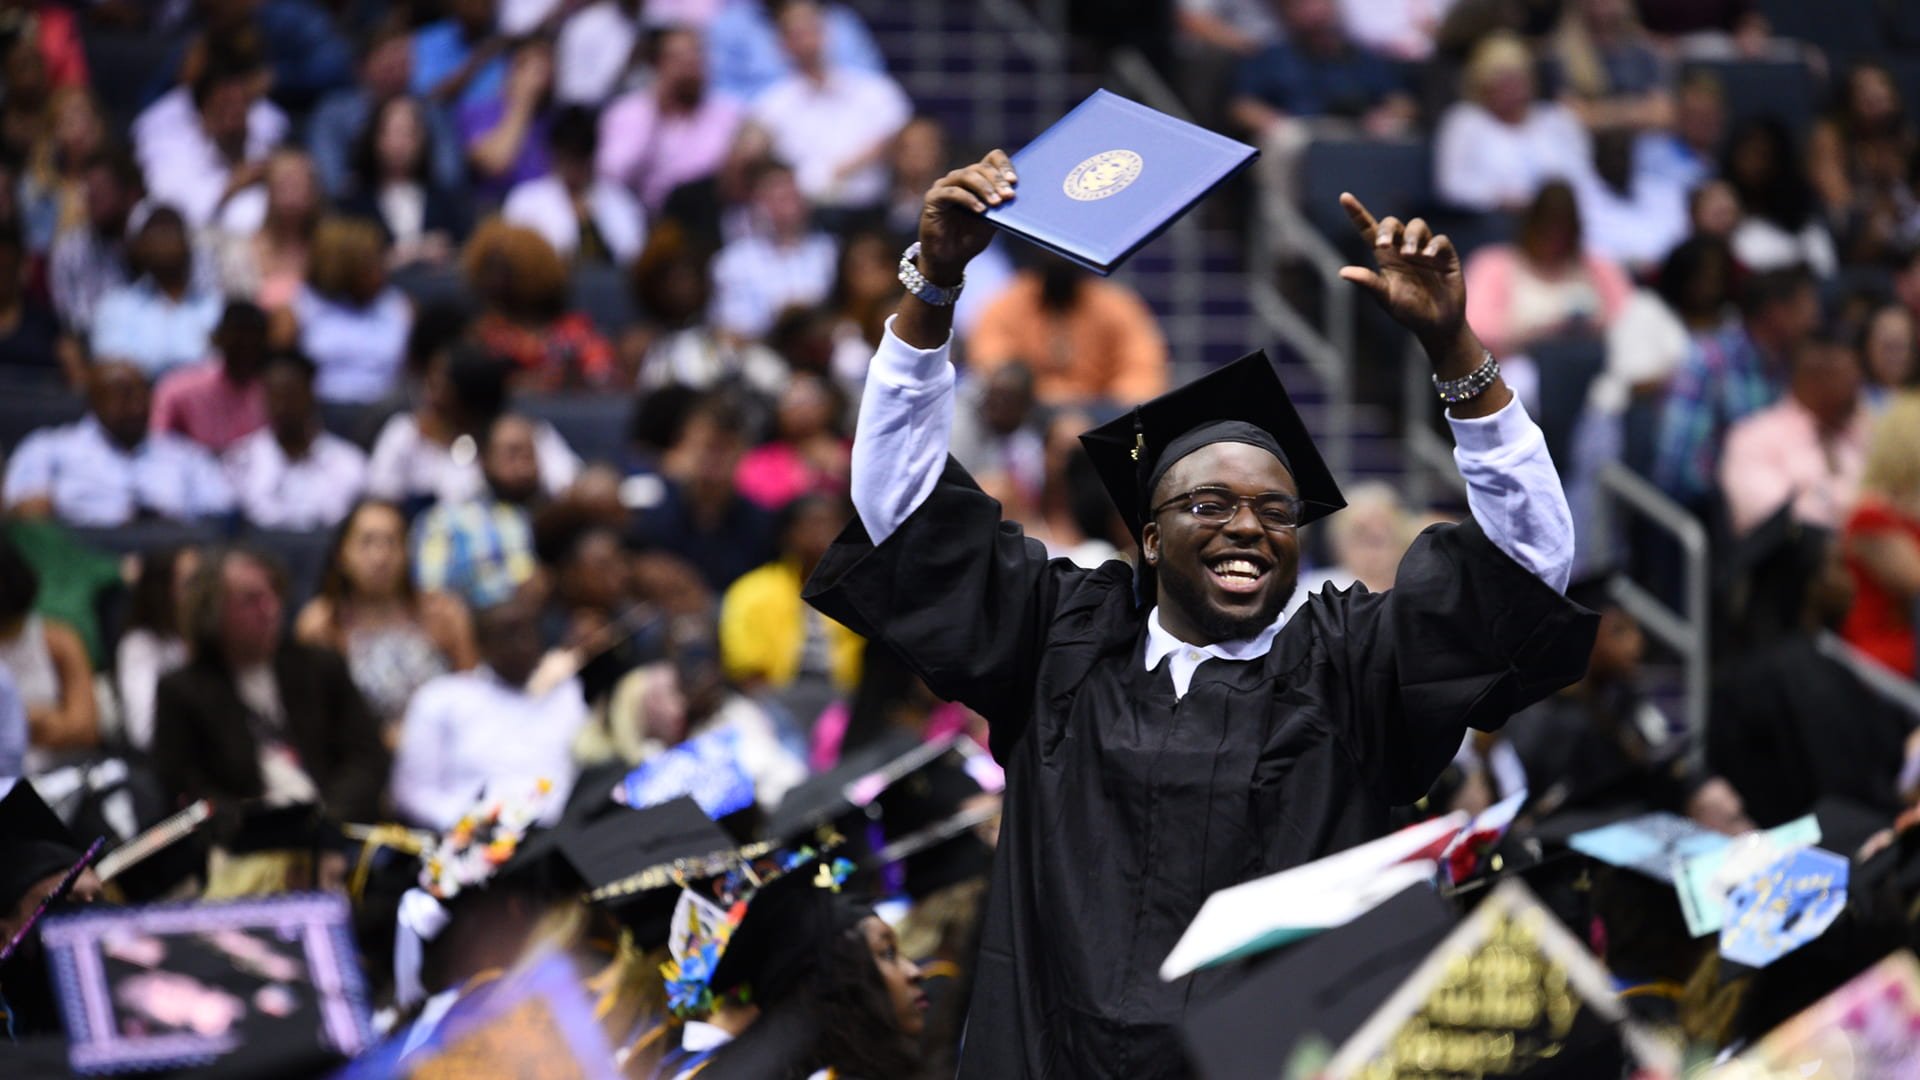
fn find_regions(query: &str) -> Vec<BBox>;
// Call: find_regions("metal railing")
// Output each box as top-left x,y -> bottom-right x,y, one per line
1597,463 -> 1711,764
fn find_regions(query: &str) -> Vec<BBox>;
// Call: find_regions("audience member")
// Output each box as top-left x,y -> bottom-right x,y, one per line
3,361 -> 234,526
504,106 -> 648,266
0,536 -> 99,768
629,224 -> 789,400
16,89 -> 104,258
1546,0 -> 1671,134
134,44 -> 289,229
340,95 -> 474,268
1808,63 -> 1915,261
748,0 -> 910,211
1228,0 -> 1415,144
115,545 -> 200,753
1637,71 -> 1725,192
223,351 -> 370,530
1718,330 -> 1868,534
309,25 -> 467,200
1860,302 -> 1917,399
711,161 -> 837,341
719,493 -> 862,730
89,207 -> 223,379
390,594 -> 588,829
735,374 -> 849,510
967,256 -> 1169,405
293,217 -> 415,403
366,345 -> 582,507
554,0 -> 646,105
0,225 -> 75,384
1462,180 -> 1632,356
459,39 -> 556,201
826,230 -> 902,395
529,503 -> 655,711
157,0 -> 356,115
411,0 -> 509,112
1654,266 -> 1819,511
598,26 -> 744,215
1841,394 -> 1920,677
631,395 -> 776,591
1568,130 -> 1692,272
464,218 -> 617,388
413,411 -> 547,607
705,0 -> 884,103
213,149 -> 322,311
296,499 -> 477,734
48,149 -> 146,338
1175,0 -> 1282,58
1722,118 -> 1836,276
150,300 -> 271,453
949,361 -> 1046,507
601,610 -> 806,806
1434,32 -> 1591,213
152,546 -> 389,819
1286,481 -> 1414,615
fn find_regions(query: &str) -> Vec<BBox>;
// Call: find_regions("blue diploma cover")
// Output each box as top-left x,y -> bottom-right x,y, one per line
982,89 -> 1257,275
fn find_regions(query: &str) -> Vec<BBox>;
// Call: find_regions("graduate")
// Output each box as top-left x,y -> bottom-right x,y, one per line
802,151 -> 1599,1076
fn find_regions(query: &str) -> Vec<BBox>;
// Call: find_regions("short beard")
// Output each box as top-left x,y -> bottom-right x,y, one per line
1154,561 -> 1297,644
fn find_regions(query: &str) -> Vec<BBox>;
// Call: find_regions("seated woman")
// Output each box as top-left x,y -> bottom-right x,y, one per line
292,217 -> 415,404
1462,180 -> 1632,357
214,149 -> 322,313
734,375 -> 851,511
1842,395 -> 1920,678
340,94 -> 473,270
1434,32 -> 1591,214
295,500 -> 477,739
462,219 -> 615,390
115,545 -> 200,753
691,860 -> 928,1080
1724,117 -> 1838,276
0,536 -> 98,770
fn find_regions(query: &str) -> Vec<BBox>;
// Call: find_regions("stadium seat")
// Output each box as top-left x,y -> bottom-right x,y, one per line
67,521 -> 226,557
1527,335 -> 1607,480
0,387 -> 87,455
1299,137 -> 1434,254
1680,59 -> 1819,149
570,264 -> 640,335
81,31 -> 178,131
518,393 -> 633,465
245,527 -> 336,609
321,400 -> 397,452
1756,0 -> 1886,63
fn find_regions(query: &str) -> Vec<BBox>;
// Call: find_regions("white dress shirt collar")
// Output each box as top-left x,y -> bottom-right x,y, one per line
1142,605 -> 1288,699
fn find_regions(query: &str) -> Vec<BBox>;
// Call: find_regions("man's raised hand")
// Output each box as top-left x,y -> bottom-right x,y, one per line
1336,192 -> 1467,351
917,150 -> 1017,286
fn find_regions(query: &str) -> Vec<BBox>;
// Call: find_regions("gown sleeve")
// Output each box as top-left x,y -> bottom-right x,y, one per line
1309,518 -> 1599,804
804,457 -> 1093,760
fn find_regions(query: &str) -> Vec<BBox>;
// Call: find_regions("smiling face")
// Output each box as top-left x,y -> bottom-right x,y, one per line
1142,442 -> 1301,644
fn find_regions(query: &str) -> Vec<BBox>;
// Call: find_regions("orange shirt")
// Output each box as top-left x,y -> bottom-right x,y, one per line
1842,497 -> 1920,677
966,273 -> 1169,405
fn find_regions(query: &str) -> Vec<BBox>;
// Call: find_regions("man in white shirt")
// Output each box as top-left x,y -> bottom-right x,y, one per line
90,208 -> 224,381
503,107 -> 648,266
134,49 -> 289,230
554,0 -> 645,105
224,352 -> 369,531
3,361 -> 234,527
710,161 -> 837,341
390,596 -> 589,830
747,0 -> 910,210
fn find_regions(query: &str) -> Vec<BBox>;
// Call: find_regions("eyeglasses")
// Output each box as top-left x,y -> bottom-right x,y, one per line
1150,487 -> 1302,531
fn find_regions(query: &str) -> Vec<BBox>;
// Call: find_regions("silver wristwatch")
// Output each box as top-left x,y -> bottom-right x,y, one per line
898,242 -> 964,307
1432,350 -> 1500,404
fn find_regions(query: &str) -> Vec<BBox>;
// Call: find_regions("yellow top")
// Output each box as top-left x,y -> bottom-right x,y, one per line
719,558 -> 863,692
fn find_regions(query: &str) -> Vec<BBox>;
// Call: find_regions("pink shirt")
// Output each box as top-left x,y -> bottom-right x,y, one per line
1719,396 -> 1867,535
149,361 -> 268,453
596,92 -> 743,212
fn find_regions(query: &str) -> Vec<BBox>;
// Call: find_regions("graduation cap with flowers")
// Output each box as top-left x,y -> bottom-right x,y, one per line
661,846 -> 858,1017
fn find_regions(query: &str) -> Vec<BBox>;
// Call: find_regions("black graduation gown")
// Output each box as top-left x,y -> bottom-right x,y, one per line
803,461 -> 1596,1079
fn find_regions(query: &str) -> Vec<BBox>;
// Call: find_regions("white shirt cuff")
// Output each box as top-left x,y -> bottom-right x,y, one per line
873,315 -> 953,388
1444,393 -> 1535,456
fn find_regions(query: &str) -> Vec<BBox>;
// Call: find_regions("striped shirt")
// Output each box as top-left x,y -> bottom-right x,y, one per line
410,496 -> 537,608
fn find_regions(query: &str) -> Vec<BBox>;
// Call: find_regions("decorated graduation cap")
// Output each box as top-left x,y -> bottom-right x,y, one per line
1078,350 -> 1345,544
558,796 -> 738,947
705,852 -> 862,1006
0,780 -> 91,913
1715,950 -> 1920,1079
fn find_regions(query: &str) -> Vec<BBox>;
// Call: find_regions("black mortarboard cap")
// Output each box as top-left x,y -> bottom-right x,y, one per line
867,745 -> 995,901
1182,884 -> 1456,1079
221,803 -> 340,856
1079,350 -> 1345,544
0,781 -> 86,911
764,727 -> 921,845
558,797 -> 738,946
705,857 -> 867,1006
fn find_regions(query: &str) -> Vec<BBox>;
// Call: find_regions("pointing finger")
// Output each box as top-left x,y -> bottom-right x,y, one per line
1339,192 -> 1377,239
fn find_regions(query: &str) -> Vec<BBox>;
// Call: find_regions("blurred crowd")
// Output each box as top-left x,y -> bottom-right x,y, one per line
0,0 -> 1919,1075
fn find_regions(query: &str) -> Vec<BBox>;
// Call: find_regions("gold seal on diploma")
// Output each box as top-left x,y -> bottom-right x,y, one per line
1064,150 -> 1144,201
